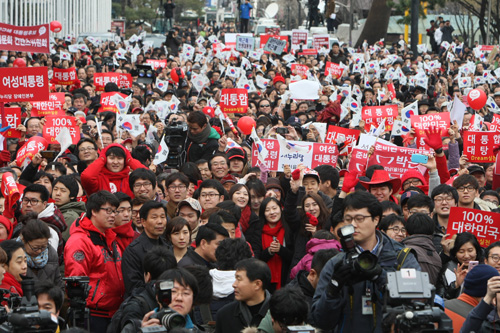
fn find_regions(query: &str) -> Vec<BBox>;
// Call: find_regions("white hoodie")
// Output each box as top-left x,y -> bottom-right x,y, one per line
209,269 -> 236,298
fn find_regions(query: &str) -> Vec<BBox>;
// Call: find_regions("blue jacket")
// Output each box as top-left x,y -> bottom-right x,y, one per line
310,231 -> 421,332
240,2 -> 253,19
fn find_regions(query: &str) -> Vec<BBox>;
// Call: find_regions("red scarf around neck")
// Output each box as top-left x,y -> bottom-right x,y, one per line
240,205 -> 252,232
262,221 -> 285,289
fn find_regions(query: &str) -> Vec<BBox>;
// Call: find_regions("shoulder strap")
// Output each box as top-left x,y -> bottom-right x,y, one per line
136,294 -> 157,313
395,247 -> 412,270
199,304 -> 214,324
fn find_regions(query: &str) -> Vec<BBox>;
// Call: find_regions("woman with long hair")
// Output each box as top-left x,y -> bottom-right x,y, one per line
229,184 -> 259,236
165,217 -> 192,262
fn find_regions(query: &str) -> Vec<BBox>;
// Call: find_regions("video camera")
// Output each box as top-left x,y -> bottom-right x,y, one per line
63,276 -> 90,328
383,269 -> 452,333
163,121 -> 188,169
337,225 -> 382,282
0,278 -> 58,333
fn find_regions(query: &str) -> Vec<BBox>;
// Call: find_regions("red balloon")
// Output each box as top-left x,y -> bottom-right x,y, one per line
170,67 -> 185,83
50,21 -> 62,33
467,89 -> 487,110
13,58 -> 26,68
237,116 -> 256,135
203,106 -> 215,118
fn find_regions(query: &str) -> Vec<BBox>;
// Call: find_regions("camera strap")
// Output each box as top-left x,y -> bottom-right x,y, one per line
395,248 -> 412,271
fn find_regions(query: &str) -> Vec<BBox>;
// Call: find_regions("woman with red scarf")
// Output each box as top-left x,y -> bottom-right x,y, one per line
229,184 -> 259,238
246,197 -> 297,291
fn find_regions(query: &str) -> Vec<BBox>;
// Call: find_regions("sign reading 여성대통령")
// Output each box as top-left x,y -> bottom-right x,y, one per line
0,66 -> 49,102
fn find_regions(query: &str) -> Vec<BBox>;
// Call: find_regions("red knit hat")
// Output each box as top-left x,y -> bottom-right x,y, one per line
273,74 -> 285,85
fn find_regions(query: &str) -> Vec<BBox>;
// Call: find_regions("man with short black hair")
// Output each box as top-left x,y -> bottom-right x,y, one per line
164,173 -> 189,219
209,153 -> 230,181
35,280 -> 66,330
186,110 -> 220,163
195,179 -> 225,210
122,201 -> 170,297
430,184 -> 459,253
314,165 -> 340,200
215,258 -> 272,333
178,223 -> 228,268
453,174 -> 481,210
129,169 -> 158,203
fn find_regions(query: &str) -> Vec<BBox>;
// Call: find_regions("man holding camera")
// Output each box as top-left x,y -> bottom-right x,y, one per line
310,191 -> 420,332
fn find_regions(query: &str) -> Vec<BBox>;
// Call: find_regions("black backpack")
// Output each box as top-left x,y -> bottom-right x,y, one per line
107,293 -> 157,333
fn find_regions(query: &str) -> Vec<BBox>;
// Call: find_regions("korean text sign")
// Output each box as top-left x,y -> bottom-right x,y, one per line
291,30 -> 308,49
50,67 -> 79,85
0,23 -> 49,53
291,64 -> 309,79
361,105 -> 398,131
263,37 -> 287,55
348,148 -> 369,173
448,207 -> 500,248
15,136 -> 48,167
0,66 -> 49,102
313,35 -> 330,50
325,125 -> 360,155
43,116 -> 80,145
463,130 -> 500,163
2,107 -> 21,138
220,88 -> 248,113
367,142 -> 432,178
236,36 -> 255,52
251,139 -> 338,171
411,113 -> 450,149
324,62 -> 344,79
259,35 -> 288,53
31,93 -> 65,117
98,92 -> 128,113
145,59 -> 167,70
94,73 -> 133,91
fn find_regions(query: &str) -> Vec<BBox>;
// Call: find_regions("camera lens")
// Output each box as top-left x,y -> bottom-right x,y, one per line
356,251 -> 378,271
161,312 -> 186,329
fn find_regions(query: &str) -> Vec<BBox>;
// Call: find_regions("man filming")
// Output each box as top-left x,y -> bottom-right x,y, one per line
310,191 -> 420,332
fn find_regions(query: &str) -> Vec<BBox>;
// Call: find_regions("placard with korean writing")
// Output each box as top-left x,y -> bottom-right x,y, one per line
313,35 -> 330,50
220,88 -> 248,113
15,136 -> 48,167
50,67 -> 79,85
324,62 -> 344,79
145,59 -> 167,70
94,73 -> 133,91
0,66 -> 49,102
367,142 -> 432,178
43,116 -> 80,145
348,148 -> 369,173
463,130 -> 500,163
98,92 -> 129,113
2,107 -> 21,138
361,105 -> 398,132
448,207 -> 500,248
325,125 -> 360,155
0,23 -> 49,53
251,139 -> 338,171
411,113 -> 450,149
263,37 -> 287,55
236,36 -> 255,52
486,114 -> 500,132
31,93 -> 65,117
291,30 -> 308,50
291,64 -> 309,79
259,35 -> 288,53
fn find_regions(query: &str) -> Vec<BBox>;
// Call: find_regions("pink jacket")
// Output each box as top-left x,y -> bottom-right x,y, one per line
290,238 -> 341,280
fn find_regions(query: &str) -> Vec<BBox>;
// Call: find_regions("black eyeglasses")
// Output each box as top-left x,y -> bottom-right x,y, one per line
27,241 -> 48,253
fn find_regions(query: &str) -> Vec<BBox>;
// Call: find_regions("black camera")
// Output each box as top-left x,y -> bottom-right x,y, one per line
337,225 -> 381,282
102,57 -> 114,67
276,127 -> 289,135
152,280 -> 186,330
63,276 -> 90,328
163,121 -> 187,169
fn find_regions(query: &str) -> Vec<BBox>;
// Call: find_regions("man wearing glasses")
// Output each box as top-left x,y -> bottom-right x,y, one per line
258,99 -> 272,115
452,174 -> 482,210
64,190 -> 124,333
311,191 -> 419,332
430,184 -> 459,253
164,173 -> 189,219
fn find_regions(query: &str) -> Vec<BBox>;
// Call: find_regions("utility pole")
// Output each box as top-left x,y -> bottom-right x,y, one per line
410,0 -> 419,57
487,0 -> 492,44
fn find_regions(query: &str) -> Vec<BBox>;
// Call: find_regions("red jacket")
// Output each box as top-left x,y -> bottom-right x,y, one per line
64,215 -> 124,317
81,143 -> 146,197
113,221 -> 139,253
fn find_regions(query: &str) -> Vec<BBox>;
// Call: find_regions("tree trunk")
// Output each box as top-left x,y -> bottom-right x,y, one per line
355,0 -> 392,47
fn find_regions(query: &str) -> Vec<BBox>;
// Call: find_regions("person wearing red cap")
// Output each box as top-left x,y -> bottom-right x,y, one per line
273,74 -> 285,87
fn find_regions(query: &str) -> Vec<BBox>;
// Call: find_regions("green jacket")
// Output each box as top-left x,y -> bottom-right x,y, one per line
59,201 -> 86,241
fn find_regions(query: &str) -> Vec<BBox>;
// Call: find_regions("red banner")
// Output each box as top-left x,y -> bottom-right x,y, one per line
0,66 -> 49,102
325,125 -> 360,155
448,207 -> 500,248
31,92 -> 65,117
94,73 -> 133,91
348,148 -> 369,173
486,114 -> 500,132
0,23 -> 49,53
98,92 -> 128,113
361,105 -> 398,132
15,136 -> 48,167
411,113 -> 450,149
1,172 -> 20,219
324,62 -> 344,79
312,35 -> 330,50
2,107 -> 21,138
220,88 -> 248,113
463,130 -> 500,163
298,49 -> 318,55
50,67 -> 79,85
43,116 -> 80,145
367,142 -> 432,178
259,35 -> 288,53
291,64 -> 309,79
146,59 -> 167,70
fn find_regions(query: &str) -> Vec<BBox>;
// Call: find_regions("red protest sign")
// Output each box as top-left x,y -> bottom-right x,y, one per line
312,35 -> 330,50
31,93 -> 65,117
479,45 -> 494,52
94,73 -> 133,91
15,136 -> 48,167
463,130 -> 500,163
411,113 -> 450,148
43,116 -> 80,145
0,23 -> 49,53
50,67 -> 79,85
98,92 -> 128,113
325,125 -> 360,155
361,105 -> 397,132
259,35 -> 288,53
146,59 -> 167,70
298,49 -> 318,55
0,66 -> 49,102
486,114 -> 500,132
448,207 -> 500,247
220,88 -> 248,113
2,107 -> 21,138
324,62 -> 344,79
291,64 -> 309,79
348,148 -> 369,174
291,30 -> 308,48
367,142 -> 432,178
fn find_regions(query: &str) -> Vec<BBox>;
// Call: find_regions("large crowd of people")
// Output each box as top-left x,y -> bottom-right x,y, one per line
1,15 -> 500,333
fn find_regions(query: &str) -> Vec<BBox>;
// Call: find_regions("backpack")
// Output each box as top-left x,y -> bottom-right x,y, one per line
107,293 -> 157,333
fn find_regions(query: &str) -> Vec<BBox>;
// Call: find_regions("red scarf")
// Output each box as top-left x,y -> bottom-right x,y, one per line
0,272 -> 23,297
240,205 -> 252,232
262,221 -> 285,289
